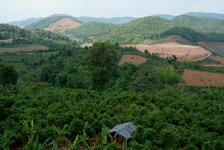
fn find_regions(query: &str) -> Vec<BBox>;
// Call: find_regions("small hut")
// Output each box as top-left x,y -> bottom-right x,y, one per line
110,122 -> 136,140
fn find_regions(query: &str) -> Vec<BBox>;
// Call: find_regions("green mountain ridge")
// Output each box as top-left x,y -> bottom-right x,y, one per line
173,15 -> 224,33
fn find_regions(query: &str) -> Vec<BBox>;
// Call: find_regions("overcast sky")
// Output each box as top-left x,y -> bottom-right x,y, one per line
0,0 -> 223,23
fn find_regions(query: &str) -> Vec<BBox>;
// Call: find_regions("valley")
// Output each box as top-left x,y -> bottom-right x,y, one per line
1,9 -> 224,150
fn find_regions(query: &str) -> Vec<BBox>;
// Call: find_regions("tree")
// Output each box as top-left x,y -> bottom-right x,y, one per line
0,62 -> 18,86
85,42 -> 118,89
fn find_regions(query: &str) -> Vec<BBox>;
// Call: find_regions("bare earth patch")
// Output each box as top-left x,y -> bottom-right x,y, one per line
45,18 -> 81,33
0,44 -> 48,54
122,42 -> 211,61
119,55 -> 147,66
182,69 -> 224,87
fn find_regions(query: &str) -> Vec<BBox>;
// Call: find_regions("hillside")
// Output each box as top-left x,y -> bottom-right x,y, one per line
173,15 -> 224,33
101,16 -> 176,44
0,24 -> 78,51
184,12 -> 224,19
76,16 -> 135,24
7,17 -> 44,27
65,22 -> 118,41
25,16 -> 81,33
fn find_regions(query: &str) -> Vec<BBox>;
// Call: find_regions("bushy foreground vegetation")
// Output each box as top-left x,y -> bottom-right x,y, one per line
1,43 -> 224,149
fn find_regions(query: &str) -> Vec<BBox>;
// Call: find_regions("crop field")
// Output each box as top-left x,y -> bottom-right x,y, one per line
198,41 -> 224,55
45,18 -> 81,33
118,54 -> 148,66
122,42 -> 211,61
0,44 -> 49,54
182,69 -> 224,87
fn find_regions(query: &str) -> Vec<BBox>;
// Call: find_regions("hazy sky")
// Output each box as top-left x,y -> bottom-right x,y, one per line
0,0 -> 223,22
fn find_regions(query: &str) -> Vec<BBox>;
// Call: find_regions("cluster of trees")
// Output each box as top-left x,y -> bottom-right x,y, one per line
1,42 -> 224,149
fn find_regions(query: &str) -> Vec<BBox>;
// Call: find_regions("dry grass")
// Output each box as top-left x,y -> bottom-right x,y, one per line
45,18 -> 81,33
118,55 -> 148,66
182,69 -> 224,87
122,42 -> 211,61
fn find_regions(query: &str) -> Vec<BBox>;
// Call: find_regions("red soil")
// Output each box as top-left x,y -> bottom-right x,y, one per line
122,42 -> 211,62
118,55 -> 148,66
182,69 -> 224,87
45,18 -> 81,33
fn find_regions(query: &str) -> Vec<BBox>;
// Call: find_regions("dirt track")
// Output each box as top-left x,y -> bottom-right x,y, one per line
122,42 -> 211,61
182,69 -> 224,87
45,18 -> 81,33
118,55 -> 147,66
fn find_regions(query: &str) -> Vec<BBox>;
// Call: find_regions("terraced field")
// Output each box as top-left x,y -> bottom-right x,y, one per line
122,42 -> 211,61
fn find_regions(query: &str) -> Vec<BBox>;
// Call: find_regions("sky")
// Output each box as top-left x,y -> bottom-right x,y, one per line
0,0 -> 224,23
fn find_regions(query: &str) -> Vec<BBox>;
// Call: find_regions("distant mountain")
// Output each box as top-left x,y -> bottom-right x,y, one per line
173,15 -> 224,33
184,12 -> 224,19
8,17 -> 43,27
76,17 -> 135,24
153,14 -> 176,20
25,16 -> 81,33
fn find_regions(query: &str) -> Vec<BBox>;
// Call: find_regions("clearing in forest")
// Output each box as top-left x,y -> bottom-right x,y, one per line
118,55 -> 147,66
182,69 -> 224,87
44,18 -> 81,33
0,44 -> 49,54
122,42 -> 211,61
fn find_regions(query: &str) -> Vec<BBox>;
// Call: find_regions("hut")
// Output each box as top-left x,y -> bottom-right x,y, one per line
110,122 -> 136,140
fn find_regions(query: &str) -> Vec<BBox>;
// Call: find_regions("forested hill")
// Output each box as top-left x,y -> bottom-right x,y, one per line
173,15 -> 224,33
101,16 -> 176,44
65,22 -> 118,40
101,16 -> 224,44
25,16 -> 81,31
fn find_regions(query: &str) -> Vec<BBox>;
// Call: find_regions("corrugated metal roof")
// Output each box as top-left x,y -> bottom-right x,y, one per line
110,122 -> 136,140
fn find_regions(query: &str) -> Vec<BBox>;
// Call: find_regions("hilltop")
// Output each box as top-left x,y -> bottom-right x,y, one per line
25,16 -> 81,33
101,16 -> 176,44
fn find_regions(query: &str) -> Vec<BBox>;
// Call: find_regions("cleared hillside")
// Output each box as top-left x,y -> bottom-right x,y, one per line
25,16 -> 81,32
